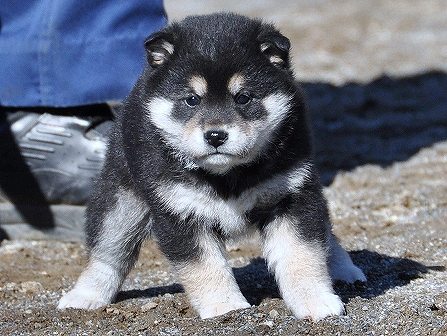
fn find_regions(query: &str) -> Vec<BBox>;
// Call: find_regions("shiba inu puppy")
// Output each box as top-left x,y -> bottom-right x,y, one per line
58,13 -> 366,320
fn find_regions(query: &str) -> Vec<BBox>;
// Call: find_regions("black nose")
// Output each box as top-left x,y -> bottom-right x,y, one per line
204,130 -> 228,148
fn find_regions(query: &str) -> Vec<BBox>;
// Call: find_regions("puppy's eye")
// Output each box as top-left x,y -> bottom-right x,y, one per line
185,95 -> 201,107
234,92 -> 251,105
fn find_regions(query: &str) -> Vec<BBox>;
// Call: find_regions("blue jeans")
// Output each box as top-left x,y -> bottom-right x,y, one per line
0,1 -> 166,107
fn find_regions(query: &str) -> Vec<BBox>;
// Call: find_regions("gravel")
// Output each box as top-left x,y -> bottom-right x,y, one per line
1,1 -> 446,335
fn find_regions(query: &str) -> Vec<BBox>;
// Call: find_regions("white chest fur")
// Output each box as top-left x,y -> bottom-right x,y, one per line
155,163 -> 312,236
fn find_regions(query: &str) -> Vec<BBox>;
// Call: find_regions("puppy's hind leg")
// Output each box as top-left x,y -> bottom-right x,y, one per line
328,233 -> 366,283
58,187 -> 150,310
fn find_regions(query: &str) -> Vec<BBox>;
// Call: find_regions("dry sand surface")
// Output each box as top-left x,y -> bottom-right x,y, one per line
1,1 -> 447,335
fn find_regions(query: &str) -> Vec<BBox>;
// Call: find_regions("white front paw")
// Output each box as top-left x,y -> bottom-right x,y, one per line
57,287 -> 111,310
288,291 -> 344,321
198,300 -> 251,319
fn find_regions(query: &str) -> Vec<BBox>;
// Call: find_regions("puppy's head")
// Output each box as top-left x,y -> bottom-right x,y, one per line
143,13 -> 299,175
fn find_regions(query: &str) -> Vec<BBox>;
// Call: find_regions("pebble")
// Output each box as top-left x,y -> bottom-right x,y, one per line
1,282 -> 18,291
269,309 -> 280,319
105,307 -> 121,315
433,293 -> 447,312
141,301 -> 158,312
261,320 -> 274,328
163,293 -> 174,299
19,281 -> 43,294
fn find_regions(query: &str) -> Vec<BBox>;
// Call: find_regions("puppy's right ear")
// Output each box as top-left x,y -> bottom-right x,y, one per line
257,29 -> 291,68
144,31 -> 175,67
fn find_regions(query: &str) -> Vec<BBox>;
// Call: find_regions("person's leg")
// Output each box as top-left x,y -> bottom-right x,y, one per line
0,1 -> 166,240
0,0 -> 167,107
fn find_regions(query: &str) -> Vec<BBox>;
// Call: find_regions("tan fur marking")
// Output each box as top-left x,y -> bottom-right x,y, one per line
189,75 -> 208,96
227,73 -> 245,96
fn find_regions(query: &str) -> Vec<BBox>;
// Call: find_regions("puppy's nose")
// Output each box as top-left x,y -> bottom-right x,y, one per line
204,130 -> 228,148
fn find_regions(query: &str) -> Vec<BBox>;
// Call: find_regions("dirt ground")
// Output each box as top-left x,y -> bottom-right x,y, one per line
1,1 -> 447,335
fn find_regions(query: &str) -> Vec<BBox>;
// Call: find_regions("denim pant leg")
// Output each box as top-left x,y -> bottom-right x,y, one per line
0,0 -> 167,107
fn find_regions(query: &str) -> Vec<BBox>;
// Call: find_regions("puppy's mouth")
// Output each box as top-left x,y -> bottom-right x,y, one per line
195,151 -> 236,166
198,151 -> 236,159
193,149 -> 252,174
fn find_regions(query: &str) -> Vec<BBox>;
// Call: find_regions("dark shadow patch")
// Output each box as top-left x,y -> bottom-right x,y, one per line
336,250 -> 445,301
0,111 -> 55,231
116,283 -> 184,302
0,227 -> 8,242
304,70 -> 447,185
114,250 -> 444,306
233,257 -> 279,305
234,251 -> 445,305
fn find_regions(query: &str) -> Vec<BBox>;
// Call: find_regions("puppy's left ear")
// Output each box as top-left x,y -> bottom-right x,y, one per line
257,29 -> 291,68
144,31 -> 175,67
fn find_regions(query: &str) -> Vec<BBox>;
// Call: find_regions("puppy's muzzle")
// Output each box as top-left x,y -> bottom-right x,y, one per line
204,130 -> 228,148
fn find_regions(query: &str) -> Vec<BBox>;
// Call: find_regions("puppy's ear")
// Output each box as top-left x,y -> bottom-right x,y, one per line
144,31 -> 175,67
257,29 -> 291,68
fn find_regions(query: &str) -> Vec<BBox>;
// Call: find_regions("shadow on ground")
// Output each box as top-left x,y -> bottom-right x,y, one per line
235,251 -> 445,305
117,284 -> 184,303
305,70 -> 447,185
117,250 -> 445,306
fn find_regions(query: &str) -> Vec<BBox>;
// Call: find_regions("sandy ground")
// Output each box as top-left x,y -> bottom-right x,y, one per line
1,1 -> 447,335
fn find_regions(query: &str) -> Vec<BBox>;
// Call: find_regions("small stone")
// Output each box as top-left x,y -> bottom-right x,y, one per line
261,320 -> 274,328
105,307 -> 121,315
2,282 -> 18,291
433,292 -> 447,312
268,309 -> 279,319
141,301 -> 158,312
19,281 -> 43,294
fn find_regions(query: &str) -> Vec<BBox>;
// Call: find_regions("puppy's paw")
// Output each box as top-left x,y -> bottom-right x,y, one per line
57,287 -> 111,310
289,291 -> 344,321
330,262 -> 367,284
198,300 -> 251,319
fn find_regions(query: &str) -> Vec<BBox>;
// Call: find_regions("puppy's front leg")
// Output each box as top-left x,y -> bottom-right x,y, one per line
158,227 -> 250,319
58,188 -> 150,309
261,216 -> 344,320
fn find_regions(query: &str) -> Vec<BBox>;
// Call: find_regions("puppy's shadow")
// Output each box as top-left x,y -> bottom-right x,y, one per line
117,283 -> 184,303
116,250 -> 444,305
235,250 -> 444,305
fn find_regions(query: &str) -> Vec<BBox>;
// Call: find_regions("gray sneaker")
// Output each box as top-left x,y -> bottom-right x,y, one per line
0,107 -> 113,241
